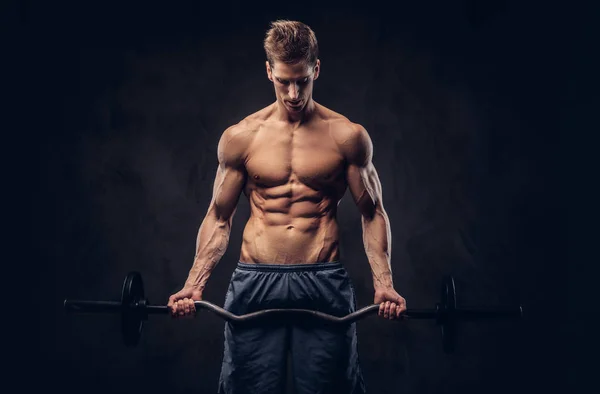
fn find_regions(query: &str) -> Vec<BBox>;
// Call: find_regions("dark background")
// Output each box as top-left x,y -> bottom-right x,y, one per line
10,0 -> 583,393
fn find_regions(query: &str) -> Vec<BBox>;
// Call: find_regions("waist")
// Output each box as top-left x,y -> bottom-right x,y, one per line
241,218 -> 341,264
237,261 -> 343,272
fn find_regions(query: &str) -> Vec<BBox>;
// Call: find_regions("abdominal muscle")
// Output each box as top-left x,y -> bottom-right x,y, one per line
239,194 -> 341,265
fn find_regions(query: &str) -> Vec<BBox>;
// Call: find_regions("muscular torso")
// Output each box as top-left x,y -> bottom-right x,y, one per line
238,103 -> 351,265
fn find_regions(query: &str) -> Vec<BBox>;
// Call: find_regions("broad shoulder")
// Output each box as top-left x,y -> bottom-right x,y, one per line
217,118 -> 258,167
218,109 -> 268,167
316,104 -> 372,165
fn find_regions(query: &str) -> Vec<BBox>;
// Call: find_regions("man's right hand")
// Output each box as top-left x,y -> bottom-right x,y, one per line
167,287 -> 203,318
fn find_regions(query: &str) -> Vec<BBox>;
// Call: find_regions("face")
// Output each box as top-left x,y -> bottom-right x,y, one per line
266,59 -> 320,114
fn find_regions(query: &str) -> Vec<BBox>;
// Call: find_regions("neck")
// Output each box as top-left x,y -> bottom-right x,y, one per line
275,98 -> 316,125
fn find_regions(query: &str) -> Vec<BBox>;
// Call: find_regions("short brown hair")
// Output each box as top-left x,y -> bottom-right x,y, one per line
264,20 -> 319,67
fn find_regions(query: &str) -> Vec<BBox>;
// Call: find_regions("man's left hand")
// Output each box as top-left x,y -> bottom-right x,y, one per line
374,288 -> 407,320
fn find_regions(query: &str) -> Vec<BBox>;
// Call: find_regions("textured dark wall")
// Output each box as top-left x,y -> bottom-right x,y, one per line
17,1 -> 575,393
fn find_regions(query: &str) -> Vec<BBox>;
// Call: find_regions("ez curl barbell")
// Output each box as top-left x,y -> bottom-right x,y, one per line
64,272 -> 523,353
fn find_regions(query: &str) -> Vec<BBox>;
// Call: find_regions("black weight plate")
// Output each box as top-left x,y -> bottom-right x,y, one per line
440,275 -> 456,354
121,271 -> 145,346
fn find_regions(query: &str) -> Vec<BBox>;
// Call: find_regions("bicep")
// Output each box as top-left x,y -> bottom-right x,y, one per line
346,161 -> 383,220
210,162 -> 246,222
210,125 -> 248,221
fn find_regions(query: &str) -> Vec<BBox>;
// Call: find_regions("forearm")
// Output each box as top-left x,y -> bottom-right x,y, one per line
184,209 -> 233,292
362,206 -> 393,290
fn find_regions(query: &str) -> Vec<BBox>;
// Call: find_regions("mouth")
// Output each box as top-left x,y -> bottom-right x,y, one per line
286,101 -> 304,110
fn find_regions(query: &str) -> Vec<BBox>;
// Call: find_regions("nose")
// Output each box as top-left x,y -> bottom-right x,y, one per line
288,83 -> 300,100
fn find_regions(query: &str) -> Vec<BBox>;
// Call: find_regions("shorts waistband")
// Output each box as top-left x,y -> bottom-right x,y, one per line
236,261 -> 343,272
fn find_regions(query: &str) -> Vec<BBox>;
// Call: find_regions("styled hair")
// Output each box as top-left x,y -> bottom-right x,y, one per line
264,20 -> 319,67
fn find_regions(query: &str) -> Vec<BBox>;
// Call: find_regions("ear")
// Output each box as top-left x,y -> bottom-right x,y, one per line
266,61 -> 273,82
313,59 -> 321,81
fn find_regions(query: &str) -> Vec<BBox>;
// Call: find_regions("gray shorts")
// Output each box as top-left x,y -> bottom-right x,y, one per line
217,261 -> 367,394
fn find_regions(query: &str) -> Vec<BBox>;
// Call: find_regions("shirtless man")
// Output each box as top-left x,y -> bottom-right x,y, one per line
167,20 -> 407,394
